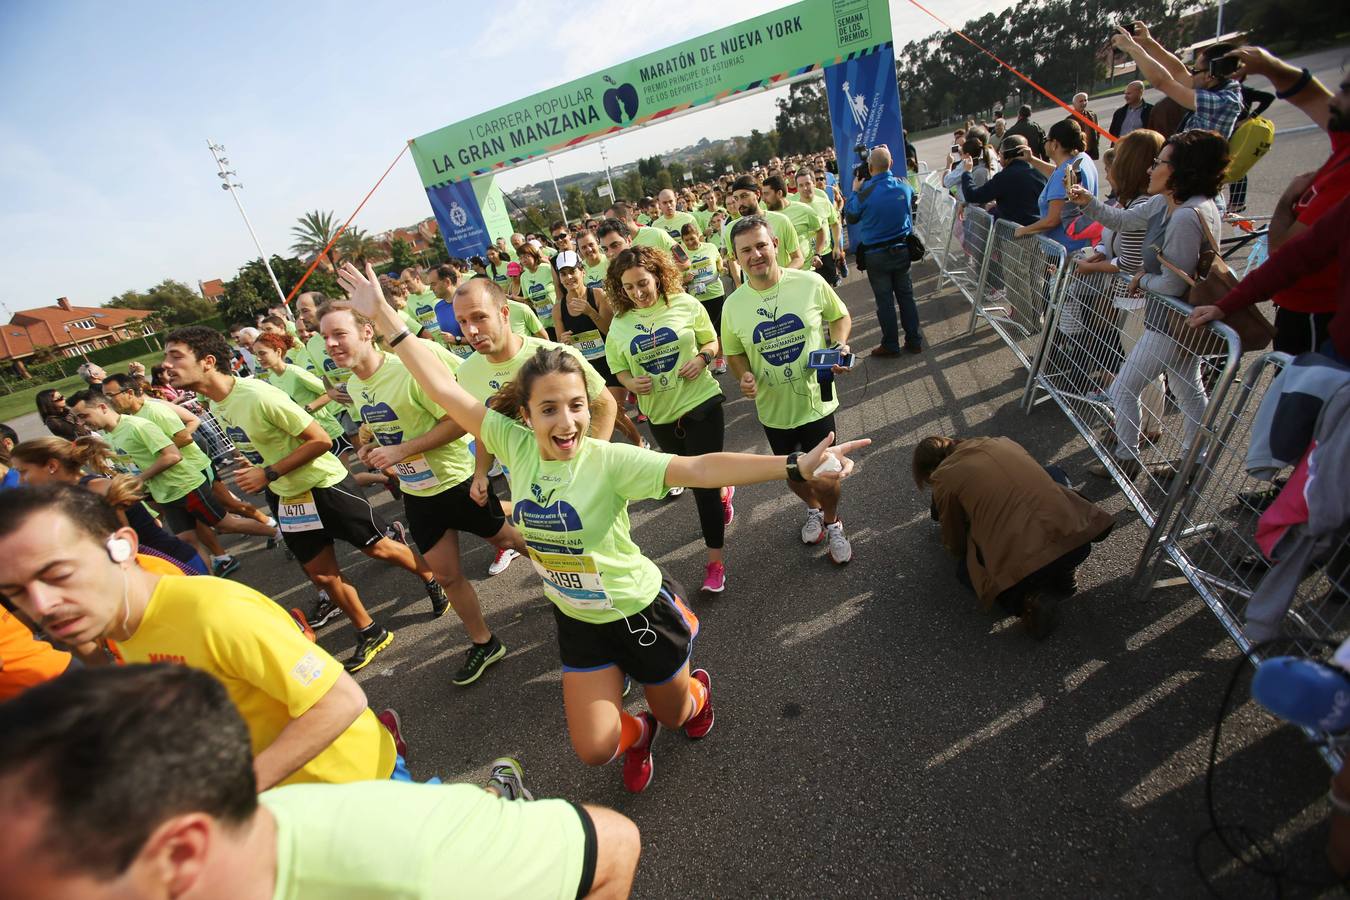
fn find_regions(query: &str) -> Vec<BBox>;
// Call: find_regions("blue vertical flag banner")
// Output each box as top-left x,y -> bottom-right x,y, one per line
823,41 -> 906,199
426,180 -> 493,259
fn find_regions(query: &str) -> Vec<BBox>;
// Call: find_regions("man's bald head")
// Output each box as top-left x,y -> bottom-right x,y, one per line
867,146 -> 893,175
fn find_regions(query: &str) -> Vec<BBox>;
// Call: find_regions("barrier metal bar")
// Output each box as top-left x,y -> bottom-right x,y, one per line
1137,351 -> 1349,768
966,219 -> 1068,371
941,205 -> 994,308
1022,268 -> 1242,536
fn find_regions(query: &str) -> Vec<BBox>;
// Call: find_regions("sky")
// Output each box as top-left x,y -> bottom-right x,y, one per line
0,0 -> 1015,314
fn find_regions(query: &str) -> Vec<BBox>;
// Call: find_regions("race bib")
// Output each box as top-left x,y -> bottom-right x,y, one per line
279,491 -> 323,533
534,301 -> 555,321
571,329 -> 606,360
393,453 -> 441,491
528,550 -> 612,610
449,343 -> 475,359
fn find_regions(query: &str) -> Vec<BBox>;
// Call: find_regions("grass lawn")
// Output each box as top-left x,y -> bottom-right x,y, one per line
0,348 -> 169,423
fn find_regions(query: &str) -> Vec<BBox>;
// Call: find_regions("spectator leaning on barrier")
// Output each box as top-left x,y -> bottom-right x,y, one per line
1067,129 -> 1229,480
958,135 -> 1044,226
1005,104 -> 1046,158
1190,193 -> 1350,365
1204,48 -> 1348,356
844,145 -> 922,357
1111,23 -> 1242,138
1072,92 -> 1102,160
1014,118 -> 1099,251
1110,80 -> 1153,138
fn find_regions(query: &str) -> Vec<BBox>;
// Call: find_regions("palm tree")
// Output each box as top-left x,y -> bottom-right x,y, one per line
291,210 -> 343,272
336,226 -> 382,263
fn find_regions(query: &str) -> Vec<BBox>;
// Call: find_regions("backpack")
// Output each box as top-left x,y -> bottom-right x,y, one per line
1226,116 -> 1275,183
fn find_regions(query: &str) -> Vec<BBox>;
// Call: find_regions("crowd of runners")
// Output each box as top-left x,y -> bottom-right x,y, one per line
0,150 -> 886,899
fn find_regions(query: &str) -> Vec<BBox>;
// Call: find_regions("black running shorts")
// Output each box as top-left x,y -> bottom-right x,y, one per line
403,476 -> 507,553
159,477 -> 226,534
552,575 -> 699,685
266,474 -> 387,565
762,412 -> 838,456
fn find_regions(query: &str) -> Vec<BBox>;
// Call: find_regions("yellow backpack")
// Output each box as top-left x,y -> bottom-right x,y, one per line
1225,116 -> 1275,183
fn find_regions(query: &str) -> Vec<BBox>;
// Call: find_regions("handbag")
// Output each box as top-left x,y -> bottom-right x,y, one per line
906,232 -> 926,262
1159,209 -> 1275,355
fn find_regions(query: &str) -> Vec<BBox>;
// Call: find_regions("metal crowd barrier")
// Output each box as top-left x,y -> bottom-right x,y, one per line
941,205 -> 994,307
1022,271 -> 1243,534
965,220 -> 1069,370
915,175 -> 959,274
1135,351 -> 1349,766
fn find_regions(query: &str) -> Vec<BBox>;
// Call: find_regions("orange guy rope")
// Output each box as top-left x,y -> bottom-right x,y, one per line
285,141 -> 413,303
903,0 -> 1118,146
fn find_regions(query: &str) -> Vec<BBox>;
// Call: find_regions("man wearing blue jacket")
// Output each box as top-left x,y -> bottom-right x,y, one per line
844,146 -> 922,357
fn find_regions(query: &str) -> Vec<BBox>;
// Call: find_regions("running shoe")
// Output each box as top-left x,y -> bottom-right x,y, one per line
488,460 -> 504,478
345,626 -> 394,673
212,555 -> 241,578
622,712 -> 658,793
636,410 -> 649,424
623,675 -> 633,698
487,757 -> 534,801
684,669 -> 715,739
825,520 -> 852,564
487,547 -> 519,576
1020,591 -> 1060,640
385,520 -> 409,545
701,561 -> 726,594
266,527 -> 282,550
426,579 -> 450,618
641,439 -> 653,451
308,590 -> 342,628
452,636 -> 507,686
377,708 -> 408,759
721,485 -> 735,526
288,608 -> 316,643
666,485 -> 685,498
801,508 -> 825,545
711,357 -> 727,375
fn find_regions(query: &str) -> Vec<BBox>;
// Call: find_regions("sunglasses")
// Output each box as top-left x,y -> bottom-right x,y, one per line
552,234 -> 568,241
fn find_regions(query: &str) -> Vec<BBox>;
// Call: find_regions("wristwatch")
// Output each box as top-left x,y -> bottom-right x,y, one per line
785,452 -> 806,482
698,350 -> 714,366
263,465 -> 280,483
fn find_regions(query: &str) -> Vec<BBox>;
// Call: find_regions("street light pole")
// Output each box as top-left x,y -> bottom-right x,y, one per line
207,140 -> 289,309
546,157 -> 569,229
599,142 -> 617,201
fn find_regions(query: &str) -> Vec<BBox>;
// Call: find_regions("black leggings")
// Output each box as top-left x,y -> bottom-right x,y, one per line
647,395 -> 726,550
701,294 -> 726,337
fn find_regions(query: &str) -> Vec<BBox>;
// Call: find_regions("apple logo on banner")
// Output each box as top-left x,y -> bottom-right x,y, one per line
514,482 -> 584,553
751,307 -> 807,366
602,75 -> 639,125
449,202 -> 468,228
630,326 -> 680,374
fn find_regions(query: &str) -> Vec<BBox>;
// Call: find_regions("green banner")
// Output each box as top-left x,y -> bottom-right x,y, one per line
410,0 -> 892,187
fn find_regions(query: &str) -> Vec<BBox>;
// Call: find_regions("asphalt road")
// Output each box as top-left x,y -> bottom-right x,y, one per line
198,260 -> 1336,897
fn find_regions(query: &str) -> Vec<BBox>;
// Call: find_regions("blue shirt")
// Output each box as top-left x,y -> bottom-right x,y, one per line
1182,80 -> 1243,138
1039,152 -> 1098,251
843,171 -> 914,246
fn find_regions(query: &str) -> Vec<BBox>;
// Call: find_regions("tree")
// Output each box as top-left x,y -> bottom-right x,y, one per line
774,79 -> 833,156
667,161 -> 686,186
219,255 -> 341,324
740,129 -> 778,170
564,185 -> 590,220
108,280 -> 213,327
290,210 -> 343,272
336,226 -> 383,264
389,238 -> 416,272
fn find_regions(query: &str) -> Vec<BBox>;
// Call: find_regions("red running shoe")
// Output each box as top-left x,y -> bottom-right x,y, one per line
289,608 -> 316,643
684,669 -> 715,739
377,708 -> 408,760
622,712 -> 658,793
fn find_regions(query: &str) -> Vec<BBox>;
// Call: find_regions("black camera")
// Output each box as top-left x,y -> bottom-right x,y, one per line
852,143 -> 869,182
1208,54 -> 1240,78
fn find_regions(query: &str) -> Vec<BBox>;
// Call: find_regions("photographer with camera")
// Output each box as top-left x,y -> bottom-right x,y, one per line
1110,22 -> 1243,138
844,145 -> 922,357
957,135 -> 1047,226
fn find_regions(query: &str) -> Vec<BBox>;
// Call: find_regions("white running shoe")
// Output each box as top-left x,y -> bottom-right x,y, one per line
488,547 -> 519,576
488,460 -> 504,478
801,508 -> 825,545
825,520 -> 852,564
666,485 -> 685,498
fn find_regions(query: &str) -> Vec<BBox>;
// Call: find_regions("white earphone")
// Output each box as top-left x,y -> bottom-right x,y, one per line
106,536 -> 133,564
